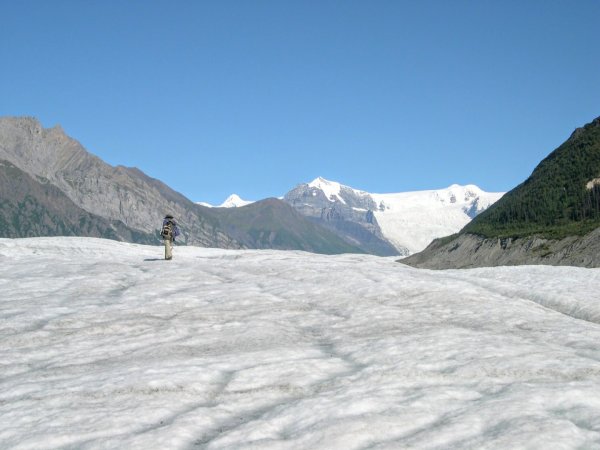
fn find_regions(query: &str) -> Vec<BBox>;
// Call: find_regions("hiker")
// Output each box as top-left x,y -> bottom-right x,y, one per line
160,214 -> 180,260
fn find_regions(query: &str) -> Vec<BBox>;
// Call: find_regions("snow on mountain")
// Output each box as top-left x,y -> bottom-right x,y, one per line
284,178 -> 398,255
307,177 -> 348,204
2,237 -> 600,449
293,178 -> 504,255
371,184 -> 504,254
196,194 -> 253,208
219,194 -> 253,208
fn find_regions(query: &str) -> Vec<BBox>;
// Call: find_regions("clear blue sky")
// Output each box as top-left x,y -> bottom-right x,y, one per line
2,1 -> 599,204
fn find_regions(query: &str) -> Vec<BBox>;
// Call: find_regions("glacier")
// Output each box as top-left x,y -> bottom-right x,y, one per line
286,177 -> 504,255
1,238 -> 600,449
370,184 -> 504,255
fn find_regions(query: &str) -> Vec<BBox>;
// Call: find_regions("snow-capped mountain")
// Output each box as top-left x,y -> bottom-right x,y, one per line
285,177 -> 398,256
307,177 -> 350,203
285,177 -> 504,255
196,194 -> 253,208
219,194 -> 253,208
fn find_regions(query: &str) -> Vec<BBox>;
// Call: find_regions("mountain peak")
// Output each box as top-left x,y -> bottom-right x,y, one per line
308,176 -> 339,187
307,177 -> 345,203
220,194 -> 253,208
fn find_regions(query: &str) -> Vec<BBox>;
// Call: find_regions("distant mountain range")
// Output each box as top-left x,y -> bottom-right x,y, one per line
283,177 -> 503,255
402,115 -> 600,268
203,178 -> 503,256
0,115 -> 502,255
4,113 -> 598,265
0,117 -> 359,254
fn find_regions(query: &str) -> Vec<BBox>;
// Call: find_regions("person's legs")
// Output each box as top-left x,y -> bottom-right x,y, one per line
164,238 -> 173,260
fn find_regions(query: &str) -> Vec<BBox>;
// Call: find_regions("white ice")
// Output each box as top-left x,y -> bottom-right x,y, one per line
371,184 -> 504,254
1,238 -> 600,449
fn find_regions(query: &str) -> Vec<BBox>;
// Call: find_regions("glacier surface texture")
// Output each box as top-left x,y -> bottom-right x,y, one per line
1,238 -> 600,449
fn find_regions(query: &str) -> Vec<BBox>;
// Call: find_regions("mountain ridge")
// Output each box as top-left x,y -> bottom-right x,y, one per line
204,177 -> 503,256
0,116 -> 366,254
283,177 -> 503,256
210,197 -> 364,254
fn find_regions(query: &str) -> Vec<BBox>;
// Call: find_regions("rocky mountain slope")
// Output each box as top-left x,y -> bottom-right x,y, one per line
284,178 -> 399,256
210,198 -> 364,254
0,160 -> 156,243
401,228 -> 600,269
284,177 -> 503,256
402,115 -> 600,269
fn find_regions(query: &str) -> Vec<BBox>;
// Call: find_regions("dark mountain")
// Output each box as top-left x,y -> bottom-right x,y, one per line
402,116 -> 600,269
0,160 -> 156,242
210,198 -> 364,254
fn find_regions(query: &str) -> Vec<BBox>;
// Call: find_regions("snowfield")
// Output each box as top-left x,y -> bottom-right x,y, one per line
2,238 -> 600,449
371,184 -> 504,255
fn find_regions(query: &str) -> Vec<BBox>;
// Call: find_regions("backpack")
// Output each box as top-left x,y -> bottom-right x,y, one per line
160,221 -> 173,239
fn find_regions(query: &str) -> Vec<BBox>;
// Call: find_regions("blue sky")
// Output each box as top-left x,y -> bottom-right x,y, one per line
2,1 -> 599,204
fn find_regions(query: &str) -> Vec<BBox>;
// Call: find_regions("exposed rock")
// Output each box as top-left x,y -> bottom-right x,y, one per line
284,180 -> 399,256
586,178 -> 600,190
0,160 -> 156,242
400,228 -> 600,269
